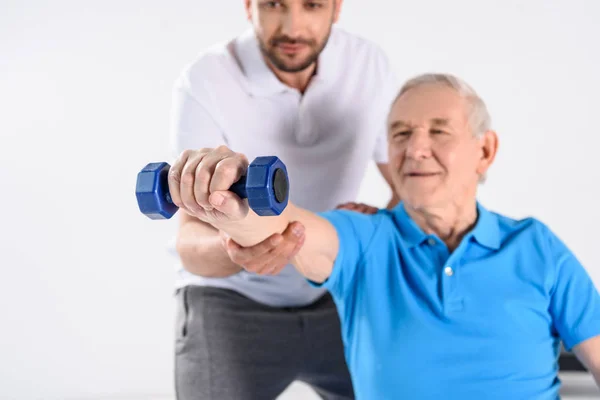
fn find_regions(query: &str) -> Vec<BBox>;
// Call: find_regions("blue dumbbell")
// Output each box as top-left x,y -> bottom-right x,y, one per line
136,156 -> 289,219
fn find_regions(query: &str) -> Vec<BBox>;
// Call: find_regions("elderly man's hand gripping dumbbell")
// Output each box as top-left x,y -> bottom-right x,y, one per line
136,146 -> 289,218
168,146 -> 269,223
136,146 -> 302,250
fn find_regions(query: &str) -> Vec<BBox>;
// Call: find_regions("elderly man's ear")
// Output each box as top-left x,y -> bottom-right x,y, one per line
477,130 -> 499,177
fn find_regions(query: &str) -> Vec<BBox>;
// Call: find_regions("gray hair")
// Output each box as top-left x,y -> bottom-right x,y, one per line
393,73 -> 492,183
394,73 -> 492,138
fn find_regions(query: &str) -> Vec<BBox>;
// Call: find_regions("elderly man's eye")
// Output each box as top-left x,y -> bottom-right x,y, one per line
392,131 -> 411,139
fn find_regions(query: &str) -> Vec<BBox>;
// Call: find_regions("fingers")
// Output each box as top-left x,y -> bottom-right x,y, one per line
361,204 -> 379,214
205,153 -> 250,219
210,153 -> 249,195
255,233 -> 305,275
208,190 -> 249,221
168,149 -> 193,212
169,149 -> 212,215
336,202 -> 355,211
224,233 -> 284,274
223,230 -> 279,263
223,221 -> 306,275
179,150 -> 211,214
193,146 -> 238,211
336,202 -> 379,215
167,146 -> 248,219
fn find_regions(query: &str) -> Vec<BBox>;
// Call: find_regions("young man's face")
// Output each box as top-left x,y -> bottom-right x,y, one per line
245,0 -> 342,73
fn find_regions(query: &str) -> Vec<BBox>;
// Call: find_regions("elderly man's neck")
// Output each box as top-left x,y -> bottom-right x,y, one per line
405,200 -> 478,252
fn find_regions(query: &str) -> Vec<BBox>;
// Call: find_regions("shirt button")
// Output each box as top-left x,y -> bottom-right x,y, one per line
444,266 -> 454,276
428,238 -> 436,246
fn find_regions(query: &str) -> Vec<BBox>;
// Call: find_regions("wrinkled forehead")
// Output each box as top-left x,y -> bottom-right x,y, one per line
387,83 -> 470,128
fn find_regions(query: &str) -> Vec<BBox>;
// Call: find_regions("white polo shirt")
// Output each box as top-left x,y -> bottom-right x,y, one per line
169,27 -> 399,307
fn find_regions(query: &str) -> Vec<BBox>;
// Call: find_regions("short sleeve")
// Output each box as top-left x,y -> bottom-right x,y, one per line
309,210 -> 381,300
547,228 -> 600,351
168,75 -> 227,160
372,54 -> 401,164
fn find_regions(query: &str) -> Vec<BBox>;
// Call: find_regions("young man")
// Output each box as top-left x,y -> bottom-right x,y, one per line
168,73 -> 600,399
169,1 -> 399,398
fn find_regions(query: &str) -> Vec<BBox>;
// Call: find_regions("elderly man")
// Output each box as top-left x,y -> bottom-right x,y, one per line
167,73 -> 600,399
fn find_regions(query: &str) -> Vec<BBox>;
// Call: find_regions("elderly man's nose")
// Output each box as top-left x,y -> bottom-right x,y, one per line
406,133 -> 432,159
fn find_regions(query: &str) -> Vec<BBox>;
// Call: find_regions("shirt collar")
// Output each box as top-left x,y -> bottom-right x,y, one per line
233,28 -> 337,97
470,202 -> 501,250
393,201 -> 501,250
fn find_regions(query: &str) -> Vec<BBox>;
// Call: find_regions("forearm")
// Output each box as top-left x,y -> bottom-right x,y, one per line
215,203 -> 338,283
176,216 -> 242,278
215,206 -> 292,248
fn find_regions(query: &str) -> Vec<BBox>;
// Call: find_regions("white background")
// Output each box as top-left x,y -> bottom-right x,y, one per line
1,1 -> 599,399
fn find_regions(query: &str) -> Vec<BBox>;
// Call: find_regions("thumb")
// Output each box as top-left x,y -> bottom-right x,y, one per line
208,190 -> 249,220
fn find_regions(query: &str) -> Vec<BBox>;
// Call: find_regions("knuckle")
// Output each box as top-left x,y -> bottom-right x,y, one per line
215,145 -> 230,154
216,161 -> 238,181
180,171 -> 194,186
234,152 -> 248,164
269,234 -> 283,247
194,168 -> 211,186
168,168 -> 181,184
230,252 -> 247,264
180,149 -> 193,160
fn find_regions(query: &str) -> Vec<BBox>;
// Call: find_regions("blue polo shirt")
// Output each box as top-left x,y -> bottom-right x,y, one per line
313,202 -> 600,400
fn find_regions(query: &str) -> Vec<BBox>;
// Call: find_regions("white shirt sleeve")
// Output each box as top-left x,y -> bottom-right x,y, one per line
372,129 -> 389,164
168,76 -> 228,161
372,59 -> 401,165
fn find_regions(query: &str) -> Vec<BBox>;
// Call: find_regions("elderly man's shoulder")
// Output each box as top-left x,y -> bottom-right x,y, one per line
325,207 -> 395,223
321,208 -> 397,233
491,209 -> 569,253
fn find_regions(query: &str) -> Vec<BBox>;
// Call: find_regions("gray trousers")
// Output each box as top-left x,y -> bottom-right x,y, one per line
174,286 -> 354,400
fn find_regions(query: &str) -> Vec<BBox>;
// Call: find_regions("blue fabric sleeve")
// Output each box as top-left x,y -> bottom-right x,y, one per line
308,210 -> 380,300
546,227 -> 600,351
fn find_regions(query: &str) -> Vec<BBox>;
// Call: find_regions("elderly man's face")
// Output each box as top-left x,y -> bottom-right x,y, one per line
387,83 -> 497,210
